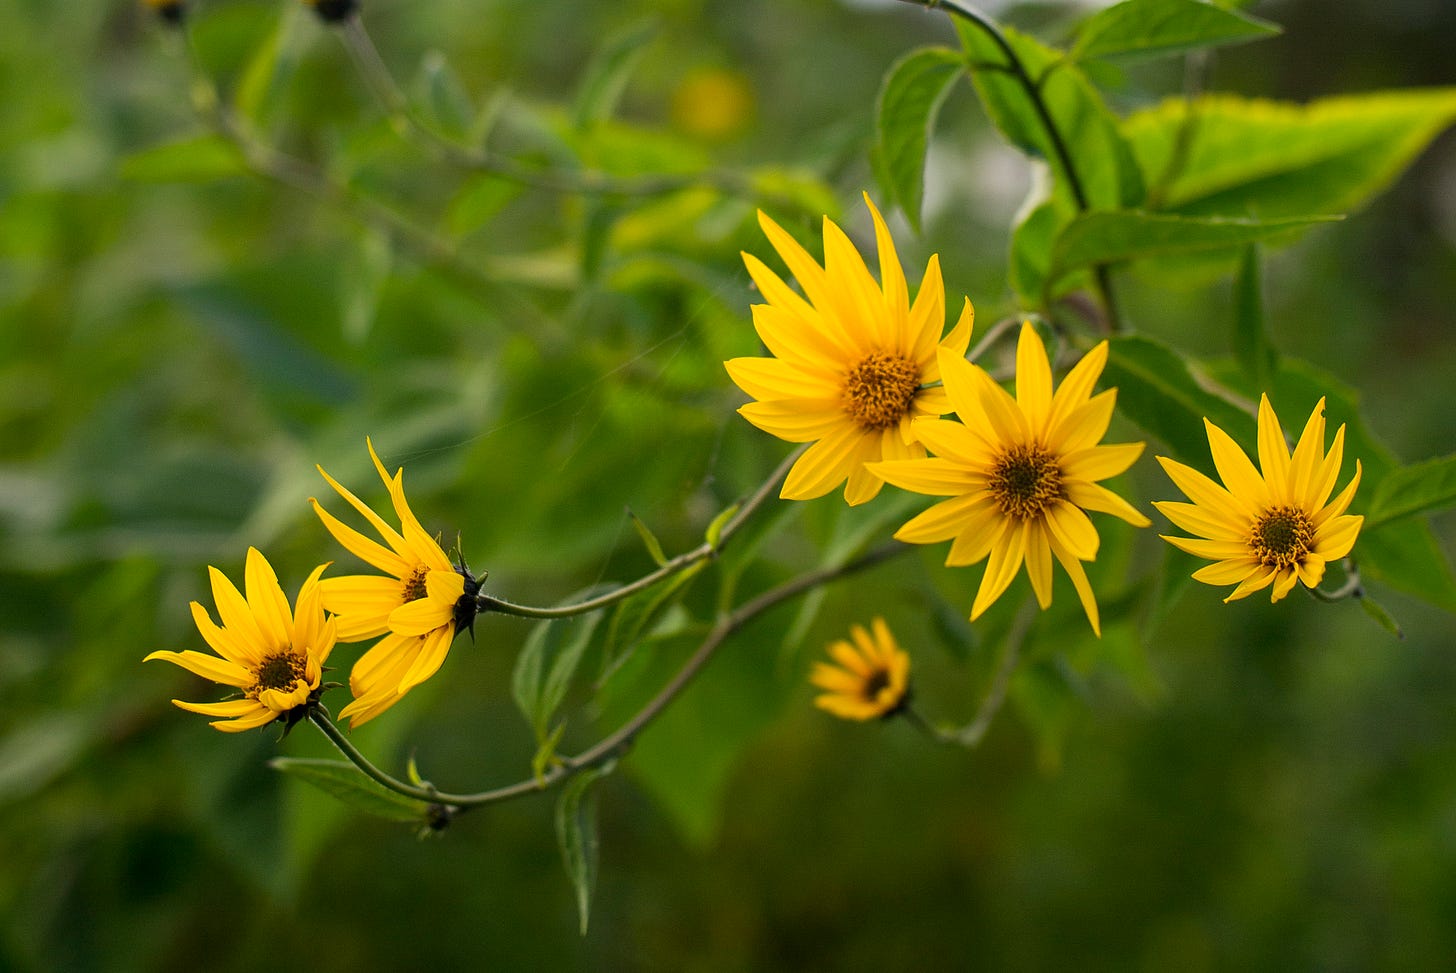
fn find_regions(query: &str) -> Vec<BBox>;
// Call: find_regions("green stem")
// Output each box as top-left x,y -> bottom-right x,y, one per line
310,540 -> 910,810
905,598 -> 1032,748
480,445 -> 805,620
894,0 -> 1123,332
1306,558 -> 1363,603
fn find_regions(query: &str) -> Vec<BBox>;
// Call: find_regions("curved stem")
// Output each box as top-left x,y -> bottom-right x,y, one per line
906,598 -> 1033,748
480,445 -> 805,620
894,0 -> 1122,332
1306,557 -> 1363,603
309,540 -> 911,809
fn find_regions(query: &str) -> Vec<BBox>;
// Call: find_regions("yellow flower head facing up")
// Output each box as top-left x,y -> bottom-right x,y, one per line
810,617 -> 911,721
311,439 -> 478,728
1155,395 -> 1363,603
145,548 -> 336,732
726,193 -> 975,506
870,322 -> 1151,636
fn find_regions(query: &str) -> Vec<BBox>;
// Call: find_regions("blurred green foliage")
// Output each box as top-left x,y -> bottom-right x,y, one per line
2,0 -> 1456,969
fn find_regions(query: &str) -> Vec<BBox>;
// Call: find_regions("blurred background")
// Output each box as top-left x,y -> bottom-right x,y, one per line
2,0 -> 1455,969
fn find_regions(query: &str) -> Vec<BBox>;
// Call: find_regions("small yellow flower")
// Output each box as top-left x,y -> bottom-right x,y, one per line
146,548 -> 336,732
311,439 -> 476,728
810,618 -> 911,721
726,193 -> 974,506
1155,395 -> 1363,603
871,322 -> 1150,635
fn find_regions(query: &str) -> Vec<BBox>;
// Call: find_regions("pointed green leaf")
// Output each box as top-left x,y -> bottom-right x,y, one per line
1048,210 -> 1338,292
704,502 -> 740,550
1231,244 -> 1277,389
1359,594 -> 1405,640
874,46 -> 966,232
1366,454 -> 1456,530
411,50 -> 475,139
555,762 -> 614,935
269,758 -> 427,823
628,509 -> 669,566
513,602 -> 608,743
573,20 -> 656,129
1072,0 -> 1279,62
1126,89 -> 1456,219
600,561 -> 705,686
235,7 -> 307,128
119,135 -> 248,183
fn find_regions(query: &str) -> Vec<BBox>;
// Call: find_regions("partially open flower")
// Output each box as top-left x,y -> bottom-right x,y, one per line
146,548 -> 335,732
810,618 -> 911,721
311,439 -> 480,728
1155,395 -> 1362,602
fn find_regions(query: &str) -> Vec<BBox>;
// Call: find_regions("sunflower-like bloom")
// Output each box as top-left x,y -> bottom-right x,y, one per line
146,548 -> 336,732
810,617 -> 911,721
726,194 -> 974,506
871,322 -> 1150,635
311,440 -> 477,728
1155,395 -> 1363,603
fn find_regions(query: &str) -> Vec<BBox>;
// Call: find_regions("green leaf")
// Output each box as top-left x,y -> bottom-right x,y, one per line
531,721 -> 568,783
572,20 -> 656,129
1366,454 -> 1456,530
411,50 -> 475,139
234,6 -> 306,128
554,762 -> 614,935
1072,0 -> 1280,62
873,46 -> 965,232
628,509 -> 669,566
1358,519 -> 1456,614
340,228 -> 393,343
445,174 -> 524,240
1231,244 -> 1277,390
269,758 -> 428,823
511,597 -> 609,742
599,561 -> 705,686
956,22 -> 1144,211
704,502 -> 740,549
1048,211 -> 1339,292
1102,334 -> 1255,468
119,135 -> 249,183
1009,196 -> 1078,306
1127,89 -> 1456,219
1359,594 -> 1405,640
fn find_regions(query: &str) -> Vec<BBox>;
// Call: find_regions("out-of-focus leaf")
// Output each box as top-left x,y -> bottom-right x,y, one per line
411,50 -> 475,139
873,46 -> 965,232
956,21 -> 1144,211
573,20 -> 656,129
269,758 -> 428,823
628,509 -> 670,567
1102,334 -> 1255,468
119,135 -> 248,183
704,502 -> 739,549
1009,195 -> 1077,306
1072,0 -> 1279,62
1231,244 -> 1277,390
1358,520 -> 1456,614
512,604 -> 607,743
1359,594 -> 1405,639
341,228 -> 393,343
1126,89 -> 1456,218
600,561 -> 705,686
0,713 -> 87,806
235,5 -> 306,128
445,174 -> 524,240
1048,211 -> 1339,292
1366,454 -> 1456,530
555,762 -> 614,935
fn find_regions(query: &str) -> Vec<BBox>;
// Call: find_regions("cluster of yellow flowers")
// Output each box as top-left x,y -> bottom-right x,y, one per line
147,442 -> 479,731
727,197 -> 1365,721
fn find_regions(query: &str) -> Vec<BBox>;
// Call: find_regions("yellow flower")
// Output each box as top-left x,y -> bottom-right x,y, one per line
146,548 -> 336,732
871,322 -> 1150,635
810,618 -> 911,720
726,193 -> 974,506
1155,395 -> 1363,603
311,439 -> 477,728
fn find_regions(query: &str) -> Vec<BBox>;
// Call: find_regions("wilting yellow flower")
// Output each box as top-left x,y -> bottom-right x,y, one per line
810,618 -> 911,720
1155,395 -> 1363,603
146,548 -> 336,732
871,322 -> 1150,635
726,194 -> 974,506
311,440 -> 476,728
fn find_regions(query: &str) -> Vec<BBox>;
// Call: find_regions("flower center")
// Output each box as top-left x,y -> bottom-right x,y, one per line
843,352 -> 920,430
861,667 -> 891,702
252,653 -> 305,695
1251,505 -> 1314,569
989,444 -> 1063,520
401,566 -> 429,603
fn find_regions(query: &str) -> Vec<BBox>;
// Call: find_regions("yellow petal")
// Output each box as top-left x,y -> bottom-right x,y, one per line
907,255 -> 946,365
738,399 -> 849,443
781,424 -> 866,500
387,597 -> 455,638
1313,460 -> 1362,527
242,547 -> 292,653
1047,532 -> 1100,636
1313,514 -> 1362,560
911,415 -> 995,466
1044,500 -> 1100,561
1161,535 -> 1253,561
207,565 -> 267,654
1192,558 -> 1262,586
1269,567 -> 1302,603
1024,519 -> 1054,609
1287,398 -> 1327,506
823,212 -> 890,349
1060,442 -> 1144,483
1153,499 -> 1247,542
210,707 -> 279,733
311,498 -> 411,578
724,355 -> 839,401
1045,340 -> 1108,434
1204,419 -> 1270,510
865,193 -> 910,331
397,624 -> 456,694
934,297 -> 975,364
1295,555 -> 1327,590
936,350 -> 993,432
145,649 -> 252,687
1047,389 -> 1116,455
189,601 -> 258,668
971,363 -> 1030,444
868,457 -> 983,497
894,493 -> 996,545
1256,394 -> 1292,504
172,698 -> 262,718
970,519 -> 1026,620
1222,565 -> 1278,602
945,503 -> 1005,566
1156,456 -> 1251,527
1013,322 -> 1053,434
1064,480 -> 1150,527
316,460 -> 410,561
